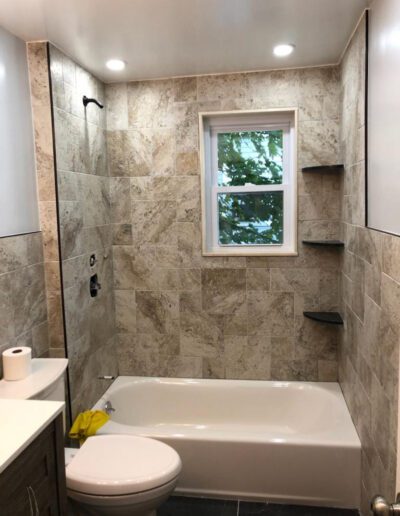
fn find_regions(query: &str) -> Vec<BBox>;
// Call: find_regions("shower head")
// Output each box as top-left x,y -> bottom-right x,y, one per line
82,95 -> 104,109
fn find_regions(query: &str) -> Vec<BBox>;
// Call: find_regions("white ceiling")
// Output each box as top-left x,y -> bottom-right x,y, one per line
0,0 -> 368,83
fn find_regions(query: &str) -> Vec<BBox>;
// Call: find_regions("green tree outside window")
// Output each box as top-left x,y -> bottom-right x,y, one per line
217,130 -> 284,245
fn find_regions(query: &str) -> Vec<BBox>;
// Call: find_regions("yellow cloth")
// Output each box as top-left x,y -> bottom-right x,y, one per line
69,410 -> 110,445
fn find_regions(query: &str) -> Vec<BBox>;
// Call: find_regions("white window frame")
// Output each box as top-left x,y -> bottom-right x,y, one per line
199,109 -> 298,256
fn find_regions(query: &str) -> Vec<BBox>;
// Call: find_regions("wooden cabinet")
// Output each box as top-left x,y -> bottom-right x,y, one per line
0,414 -> 67,515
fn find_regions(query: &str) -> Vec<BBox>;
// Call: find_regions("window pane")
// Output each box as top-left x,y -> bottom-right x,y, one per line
218,192 -> 283,245
217,130 -> 283,186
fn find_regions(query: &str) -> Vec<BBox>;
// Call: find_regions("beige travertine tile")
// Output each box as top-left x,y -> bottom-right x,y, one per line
248,291 -> 294,337
299,120 -> 340,168
318,360 -> 338,381
201,268 -> 246,315
110,177 -> 130,223
161,355 -> 202,378
351,255 -> 365,321
173,102 -> 199,152
295,316 -> 338,361
246,268 -> 270,291
202,357 -> 225,379
224,335 -> 271,380
115,290 -> 136,334
270,268 -> 319,295
32,321 -> 50,357
107,130 -> 129,176
152,128 -> 175,176
136,290 -> 179,334
270,357 -> 318,381
197,73 -> 249,102
247,68 -> 300,102
105,83 -> 128,131
0,273 -> 15,344
113,245 -> 157,290
319,268 -> 339,311
12,264 -> 47,337
271,336 -> 295,360
180,307 -> 224,357
299,220 -> 340,241
44,262 -> 61,292
112,224 -> 133,245
176,151 -> 199,176
132,201 -> 177,245
39,202 -> 60,262
382,233 -> 400,284
127,79 -> 176,129
174,77 -> 197,102
352,162 -> 366,225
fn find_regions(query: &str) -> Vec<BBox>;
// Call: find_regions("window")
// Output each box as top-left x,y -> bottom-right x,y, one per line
200,110 -> 297,256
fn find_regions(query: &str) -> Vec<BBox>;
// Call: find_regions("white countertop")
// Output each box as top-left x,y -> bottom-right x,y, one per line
0,398 -> 64,474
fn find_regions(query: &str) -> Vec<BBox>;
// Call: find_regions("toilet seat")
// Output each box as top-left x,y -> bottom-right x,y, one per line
66,434 -> 181,496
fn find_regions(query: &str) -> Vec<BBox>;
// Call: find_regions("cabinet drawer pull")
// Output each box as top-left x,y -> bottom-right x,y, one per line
27,486 -> 39,516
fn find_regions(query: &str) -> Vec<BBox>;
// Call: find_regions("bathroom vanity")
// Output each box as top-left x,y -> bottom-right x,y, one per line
0,399 -> 67,515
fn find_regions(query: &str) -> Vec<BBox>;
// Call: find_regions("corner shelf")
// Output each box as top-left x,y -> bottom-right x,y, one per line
302,240 -> 344,248
303,312 -> 344,325
302,164 -> 344,174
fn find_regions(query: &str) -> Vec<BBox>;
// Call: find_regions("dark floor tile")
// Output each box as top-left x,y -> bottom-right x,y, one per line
238,501 -> 359,516
159,496 -> 238,516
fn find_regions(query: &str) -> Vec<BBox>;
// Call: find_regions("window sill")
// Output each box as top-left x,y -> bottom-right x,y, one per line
202,249 -> 298,257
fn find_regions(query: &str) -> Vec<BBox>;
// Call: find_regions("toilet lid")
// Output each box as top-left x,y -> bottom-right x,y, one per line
66,435 -> 181,496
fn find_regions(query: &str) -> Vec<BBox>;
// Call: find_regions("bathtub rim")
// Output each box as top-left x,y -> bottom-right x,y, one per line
93,376 -> 361,449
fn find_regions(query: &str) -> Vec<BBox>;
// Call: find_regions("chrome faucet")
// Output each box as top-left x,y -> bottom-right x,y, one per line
104,401 -> 115,415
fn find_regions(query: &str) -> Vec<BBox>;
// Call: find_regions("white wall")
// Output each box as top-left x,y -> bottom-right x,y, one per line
0,25 -> 39,237
367,0 -> 400,235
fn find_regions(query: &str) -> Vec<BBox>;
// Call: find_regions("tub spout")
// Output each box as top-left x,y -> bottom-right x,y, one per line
104,401 -> 115,415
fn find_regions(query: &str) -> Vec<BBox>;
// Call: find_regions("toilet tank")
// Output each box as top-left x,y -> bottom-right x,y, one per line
0,358 -> 68,402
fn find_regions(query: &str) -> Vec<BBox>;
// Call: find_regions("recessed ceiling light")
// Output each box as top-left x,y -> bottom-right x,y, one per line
106,59 -> 126,71
273,44 -> 295,57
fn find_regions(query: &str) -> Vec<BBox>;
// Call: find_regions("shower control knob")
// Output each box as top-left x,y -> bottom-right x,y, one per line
90,274 -> 102,297
371,495 -> 400,515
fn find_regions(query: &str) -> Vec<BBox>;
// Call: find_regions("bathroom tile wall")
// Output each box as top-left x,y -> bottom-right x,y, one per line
339,15 -> 399,513
49,46 -> 118,417
27,42 -> 65,358
0,233 -> 49,376
106,66 -> 343,381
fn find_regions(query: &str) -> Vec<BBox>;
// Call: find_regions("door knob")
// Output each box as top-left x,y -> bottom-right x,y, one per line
371,495 -> 400,515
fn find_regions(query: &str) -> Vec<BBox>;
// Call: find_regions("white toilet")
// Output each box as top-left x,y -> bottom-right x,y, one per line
65,434 -> 181,516
0,359 -> 181,516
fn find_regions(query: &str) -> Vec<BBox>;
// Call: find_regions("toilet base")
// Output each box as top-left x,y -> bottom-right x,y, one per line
68,477 -> 177,516
68,500 -> 156,516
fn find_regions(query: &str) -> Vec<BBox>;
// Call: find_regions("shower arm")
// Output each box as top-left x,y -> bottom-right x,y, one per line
82,95 -> 104,109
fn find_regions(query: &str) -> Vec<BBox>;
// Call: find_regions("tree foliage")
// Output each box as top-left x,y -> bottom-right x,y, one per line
217,130 -> 284,245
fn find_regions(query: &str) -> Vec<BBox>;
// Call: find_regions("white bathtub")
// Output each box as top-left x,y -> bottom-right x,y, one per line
93,377 -> 361,509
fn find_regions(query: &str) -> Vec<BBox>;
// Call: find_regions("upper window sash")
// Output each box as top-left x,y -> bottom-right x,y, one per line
210,122 -> 291,188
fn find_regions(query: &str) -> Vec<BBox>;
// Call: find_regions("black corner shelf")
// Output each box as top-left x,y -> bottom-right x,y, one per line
302,164 -> 344,174
303,312 -> 344,325
302,240 -> 344,248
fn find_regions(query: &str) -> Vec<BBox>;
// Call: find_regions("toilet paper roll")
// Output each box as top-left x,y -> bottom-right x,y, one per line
2,346 -> 32,381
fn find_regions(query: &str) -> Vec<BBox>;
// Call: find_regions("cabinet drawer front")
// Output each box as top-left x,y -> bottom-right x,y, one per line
0,419 -> 63,515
